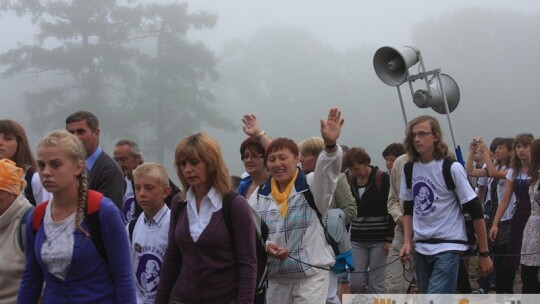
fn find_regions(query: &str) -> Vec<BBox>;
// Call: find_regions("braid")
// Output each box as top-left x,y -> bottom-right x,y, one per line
76,171 -> 90,237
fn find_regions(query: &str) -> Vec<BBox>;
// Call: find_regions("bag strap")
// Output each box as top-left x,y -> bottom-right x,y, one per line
24,168 -> 37,206
442,157 -> 456,191
18,205 -> 34,252
86,190 -> 107,263
220,191 -> 239,237
128,219 -> 137,243
374,168 -> 384,192
303,188 -> 340,253
404,161 -> 413,189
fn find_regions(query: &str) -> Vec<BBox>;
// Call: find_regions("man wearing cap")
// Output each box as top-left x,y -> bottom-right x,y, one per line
0,158 -> 34,303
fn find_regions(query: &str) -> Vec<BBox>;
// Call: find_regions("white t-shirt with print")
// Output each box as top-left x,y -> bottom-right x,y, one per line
129,205 -> 170,304
478,164 -> 516,221
400,159 -> 477,255
123,176 -> 136,222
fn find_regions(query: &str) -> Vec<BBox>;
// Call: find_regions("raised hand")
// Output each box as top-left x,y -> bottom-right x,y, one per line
320,108 -> 345,146
242,114 -> 262,137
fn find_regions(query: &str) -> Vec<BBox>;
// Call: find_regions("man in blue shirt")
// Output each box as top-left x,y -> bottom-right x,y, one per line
66,110 -> 125,210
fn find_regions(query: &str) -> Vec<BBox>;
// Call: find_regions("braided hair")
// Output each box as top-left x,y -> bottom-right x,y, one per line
37,130 -> 89,236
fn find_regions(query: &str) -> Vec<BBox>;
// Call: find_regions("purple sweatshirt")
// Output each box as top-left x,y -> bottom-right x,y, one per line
155,194 -> 257,304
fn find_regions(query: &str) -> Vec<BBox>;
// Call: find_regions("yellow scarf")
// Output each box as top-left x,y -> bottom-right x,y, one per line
271,169 -> 298,218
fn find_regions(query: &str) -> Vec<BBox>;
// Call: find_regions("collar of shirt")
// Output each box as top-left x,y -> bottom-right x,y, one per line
186,186 -> 223,211
186,186 -> 223,242
143,204 -> 170,228
85,145 -> 103,172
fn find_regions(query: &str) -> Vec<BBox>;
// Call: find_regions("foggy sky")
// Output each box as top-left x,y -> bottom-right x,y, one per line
1,0 -> 539,181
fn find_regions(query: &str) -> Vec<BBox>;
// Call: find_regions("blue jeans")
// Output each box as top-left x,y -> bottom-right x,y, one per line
415,251 -> 462,294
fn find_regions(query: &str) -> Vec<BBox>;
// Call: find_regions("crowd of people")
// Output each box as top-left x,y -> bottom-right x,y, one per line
0,108 -> 538,304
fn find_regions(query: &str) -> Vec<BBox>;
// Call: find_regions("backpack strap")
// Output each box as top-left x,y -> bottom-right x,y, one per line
131,179 -> 143,219
374,168 -> 384,191
128,219 -> 137,243
86,190 -> 107,264
220,191 -> 239,236
18,205 -> 34,252
303,188 -> 340,254
32,201 -> 48,232
404,161 -> 414,189
442,157 -> 456,191
24,168 -> 37,206
31,190 -> 107,263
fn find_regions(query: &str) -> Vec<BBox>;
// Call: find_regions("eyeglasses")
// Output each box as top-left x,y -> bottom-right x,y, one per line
242,153 -> 263,160
411,131 -> 433,139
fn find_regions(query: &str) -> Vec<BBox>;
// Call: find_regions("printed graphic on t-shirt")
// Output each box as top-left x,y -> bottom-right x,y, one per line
123,197 -> 136,222
136,252 -> 162,303
413,179 -> 436,216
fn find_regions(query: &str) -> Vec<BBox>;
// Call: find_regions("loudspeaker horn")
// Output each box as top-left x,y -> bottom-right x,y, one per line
373,46 -> 420,86
413,74 -> 460,114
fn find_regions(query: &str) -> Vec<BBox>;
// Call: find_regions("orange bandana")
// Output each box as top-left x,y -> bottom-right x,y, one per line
0,159 -> 25,195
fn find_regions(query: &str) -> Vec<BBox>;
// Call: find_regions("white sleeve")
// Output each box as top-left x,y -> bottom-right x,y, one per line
32,172 -> 51,205
307,145 -> 342,217
451,163 -> 477,204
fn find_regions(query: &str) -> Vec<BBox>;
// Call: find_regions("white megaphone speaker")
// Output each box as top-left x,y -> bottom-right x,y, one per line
413,74 -> 460,114
373,46 -> 420,86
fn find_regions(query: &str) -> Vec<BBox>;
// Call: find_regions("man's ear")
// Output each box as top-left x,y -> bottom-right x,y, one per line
95,127 -> 100,138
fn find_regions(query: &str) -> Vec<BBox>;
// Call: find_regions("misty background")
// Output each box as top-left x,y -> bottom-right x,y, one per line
1,0 -> 539,185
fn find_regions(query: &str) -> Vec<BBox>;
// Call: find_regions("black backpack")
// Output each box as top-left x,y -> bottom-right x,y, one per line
167,191 -> 269,304
404,157 -> 478,254
24,167 -> 37,206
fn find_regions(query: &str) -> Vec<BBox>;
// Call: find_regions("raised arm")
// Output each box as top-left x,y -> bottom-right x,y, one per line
465,137 -> 487,178
242,114 -> 272,150
320,108 -> 344,153
310,108 -> 345,216
479,138 -> 507,180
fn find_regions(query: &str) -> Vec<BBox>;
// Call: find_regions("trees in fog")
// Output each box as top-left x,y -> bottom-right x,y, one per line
0,0 -> 138,133
129,3 -> 234,163
0,0 -> 232,163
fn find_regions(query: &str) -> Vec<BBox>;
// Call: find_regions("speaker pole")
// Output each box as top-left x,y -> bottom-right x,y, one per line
396,85 -> 408,128
435,72 -> 463,164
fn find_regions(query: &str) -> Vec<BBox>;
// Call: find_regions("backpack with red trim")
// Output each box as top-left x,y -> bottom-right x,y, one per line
31,190 -> 108,263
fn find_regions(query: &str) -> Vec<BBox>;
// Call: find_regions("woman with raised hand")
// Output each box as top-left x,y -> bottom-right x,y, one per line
466,137 -> 515,294
237,137 -> 269,199
18,130 -> 135,303
155,132 -> 257,304
0,119 -> 50,205
243,108 -> 345,304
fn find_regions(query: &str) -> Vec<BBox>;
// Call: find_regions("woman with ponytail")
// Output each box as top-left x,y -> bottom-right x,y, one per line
18,130 -> 135,304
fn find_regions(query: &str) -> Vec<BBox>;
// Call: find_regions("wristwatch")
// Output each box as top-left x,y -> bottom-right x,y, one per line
478,251 -> 490,257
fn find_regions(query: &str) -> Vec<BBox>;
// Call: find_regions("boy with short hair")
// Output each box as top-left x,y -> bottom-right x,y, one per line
128,162 -> 172,304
